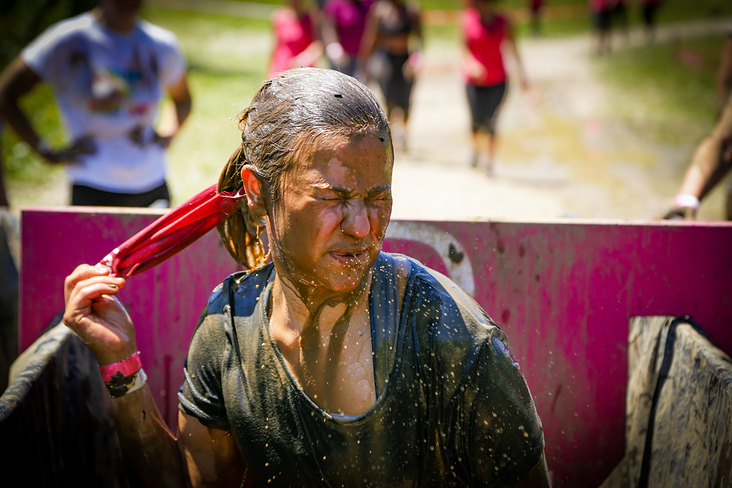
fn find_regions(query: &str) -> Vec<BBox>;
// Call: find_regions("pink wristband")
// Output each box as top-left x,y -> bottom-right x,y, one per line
99,352 -> 142,383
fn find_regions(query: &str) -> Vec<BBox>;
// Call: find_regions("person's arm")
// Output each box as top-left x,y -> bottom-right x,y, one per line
356,5 -> 380,79
0,58 -> 95,163
504,20 -> 529,90
293,8 -> 324,68
675,95 -> 732,203
716,34 -> 732,115
154,74 -> 192,149
62,264 -> 245,487
179,411 -> 247,487
321,6 -> 346,65
461,12 -> 488,85
403,6 -> 424,79
411,6 -> 424,52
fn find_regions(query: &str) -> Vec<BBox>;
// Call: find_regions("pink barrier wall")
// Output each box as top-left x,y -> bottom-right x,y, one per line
19,207 -> 732,487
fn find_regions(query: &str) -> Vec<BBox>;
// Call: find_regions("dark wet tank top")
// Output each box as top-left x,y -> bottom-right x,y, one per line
179,253 -> 544,487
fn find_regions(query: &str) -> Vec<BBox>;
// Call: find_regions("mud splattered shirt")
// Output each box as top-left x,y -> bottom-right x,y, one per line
179,253 -> 544,487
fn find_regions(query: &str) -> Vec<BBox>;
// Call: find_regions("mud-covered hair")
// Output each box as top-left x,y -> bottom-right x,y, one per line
217,68 -> 392,270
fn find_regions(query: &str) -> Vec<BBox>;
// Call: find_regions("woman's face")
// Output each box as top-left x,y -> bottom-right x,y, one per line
268,134 -> 393,301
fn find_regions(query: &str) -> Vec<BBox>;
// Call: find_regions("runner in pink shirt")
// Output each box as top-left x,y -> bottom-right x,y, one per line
462,0 -> 527,175
322,0 -> 374,77
268,0 -> 323,78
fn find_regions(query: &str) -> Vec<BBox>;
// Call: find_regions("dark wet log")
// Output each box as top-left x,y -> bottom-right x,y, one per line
0,323 -> 128,487
0,217 -> 18,393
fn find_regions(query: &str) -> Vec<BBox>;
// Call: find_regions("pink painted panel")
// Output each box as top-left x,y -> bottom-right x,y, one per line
19,207 -> 243,427
19,208 -> 732,487
384,219 -> 732,487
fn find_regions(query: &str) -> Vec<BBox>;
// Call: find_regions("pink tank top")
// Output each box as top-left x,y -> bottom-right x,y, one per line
269,8 -> 315,77
462,9 -> 508,87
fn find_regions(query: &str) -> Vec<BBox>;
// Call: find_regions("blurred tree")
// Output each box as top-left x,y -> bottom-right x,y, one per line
0,0 -> 96,71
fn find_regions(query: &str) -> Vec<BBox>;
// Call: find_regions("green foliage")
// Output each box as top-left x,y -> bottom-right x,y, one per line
0,0 -> 96,69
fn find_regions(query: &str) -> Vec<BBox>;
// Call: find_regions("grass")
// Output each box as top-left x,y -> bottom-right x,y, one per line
595,36 -> 726,146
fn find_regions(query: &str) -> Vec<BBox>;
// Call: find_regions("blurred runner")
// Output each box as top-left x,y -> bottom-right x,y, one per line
359,0 -> 423,151
462,0 -> 529,176
321,0 -> 374,78
0,0 -> 191,208
268,0 -> 324,78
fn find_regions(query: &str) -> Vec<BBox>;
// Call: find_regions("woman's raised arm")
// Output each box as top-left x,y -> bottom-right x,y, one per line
63,265 -> 244,487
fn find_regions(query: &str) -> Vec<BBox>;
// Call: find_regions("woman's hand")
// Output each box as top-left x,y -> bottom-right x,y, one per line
62,264 -> 135,365
42,136 -> 97,164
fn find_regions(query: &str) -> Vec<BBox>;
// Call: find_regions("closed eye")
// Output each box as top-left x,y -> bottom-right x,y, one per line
366,191 -> 392,203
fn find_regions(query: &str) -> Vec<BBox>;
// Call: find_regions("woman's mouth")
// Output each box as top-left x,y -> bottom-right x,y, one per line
330,248 -> 370,267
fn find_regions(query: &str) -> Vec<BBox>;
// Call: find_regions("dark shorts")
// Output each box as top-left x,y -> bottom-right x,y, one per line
466,82 -> 507,134
374,51 -> 413,113
71,182 -> 171,208
642,3 -> 660,26
593,9 -> 612,31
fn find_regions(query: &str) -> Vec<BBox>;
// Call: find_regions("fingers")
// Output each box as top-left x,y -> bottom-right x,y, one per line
129,126 -> 145,146
64,264 -> 125,305
63,137 -> 97,160
63,274 -> 125,327
72,136 -> 97,156
154,133 -> 173,149
51,137 -> 97,164
64,264 -> 98,305
62,267 -> 135,363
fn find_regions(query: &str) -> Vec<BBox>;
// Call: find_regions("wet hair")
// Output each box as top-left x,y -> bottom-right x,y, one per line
217,68 -> 393,270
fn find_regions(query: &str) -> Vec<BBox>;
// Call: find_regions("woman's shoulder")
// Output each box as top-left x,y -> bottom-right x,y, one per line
204,264 -> 274,315
397,253 -> 502,340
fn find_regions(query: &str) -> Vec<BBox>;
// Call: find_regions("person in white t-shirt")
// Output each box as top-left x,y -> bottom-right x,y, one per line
0,0 -> 191,208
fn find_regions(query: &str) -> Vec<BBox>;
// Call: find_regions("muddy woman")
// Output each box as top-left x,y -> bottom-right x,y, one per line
62,68 -> 550,487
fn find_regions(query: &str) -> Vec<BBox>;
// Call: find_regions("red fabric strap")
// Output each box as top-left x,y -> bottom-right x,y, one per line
97,184 -> 246,278
99,351 -> 142,383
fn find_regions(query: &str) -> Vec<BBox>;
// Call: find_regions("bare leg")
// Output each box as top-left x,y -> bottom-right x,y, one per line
486,131 -> 497,176
470,130 -> 479,168
401,107 -> 410,152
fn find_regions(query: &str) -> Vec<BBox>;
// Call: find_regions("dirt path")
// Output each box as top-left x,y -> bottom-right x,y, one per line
390,17 -> 731,222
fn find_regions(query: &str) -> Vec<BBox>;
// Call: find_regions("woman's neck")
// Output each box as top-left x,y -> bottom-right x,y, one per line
93,7 -> 136,34
269,271 -> 371,338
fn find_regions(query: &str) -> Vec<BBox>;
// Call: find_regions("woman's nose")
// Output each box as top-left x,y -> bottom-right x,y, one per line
340,200 -> 370,239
